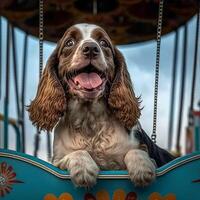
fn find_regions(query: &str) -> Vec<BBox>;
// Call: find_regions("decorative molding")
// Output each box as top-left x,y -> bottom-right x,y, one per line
0,151 -> 200,179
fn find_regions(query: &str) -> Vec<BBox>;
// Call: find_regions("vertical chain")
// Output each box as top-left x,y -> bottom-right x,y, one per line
151,0 -> 164,143
34,0 -> 43,157
39,0 -> 43,78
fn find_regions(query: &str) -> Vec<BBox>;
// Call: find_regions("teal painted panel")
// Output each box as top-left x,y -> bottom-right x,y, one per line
0,149 -> 200,200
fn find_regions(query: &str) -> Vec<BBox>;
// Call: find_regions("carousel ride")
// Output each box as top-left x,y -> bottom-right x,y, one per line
0,0 -> 200,199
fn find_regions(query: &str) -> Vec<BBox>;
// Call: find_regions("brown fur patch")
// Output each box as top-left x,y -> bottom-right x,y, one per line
27,47 -> 67,131
108,47 -> 141,130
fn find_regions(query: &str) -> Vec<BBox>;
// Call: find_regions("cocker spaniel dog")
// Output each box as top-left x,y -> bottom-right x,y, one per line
28,23 -> 174,187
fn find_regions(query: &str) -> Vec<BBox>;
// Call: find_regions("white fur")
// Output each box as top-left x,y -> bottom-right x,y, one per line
54,150 -> 99,187
74,23 -> 99,39
52,99 -> 156,187
71,23 -> 107,69
124,149 -> 156,186
52,24 -> 156,187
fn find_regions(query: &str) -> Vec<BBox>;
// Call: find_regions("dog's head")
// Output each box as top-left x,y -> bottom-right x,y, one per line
59,24 -> 115,100
28,23 -> 141,131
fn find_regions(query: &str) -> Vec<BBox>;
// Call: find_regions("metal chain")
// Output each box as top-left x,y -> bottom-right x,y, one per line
34,0 -> 43,157
39,0 -> 43,78
151,0 -> 164,143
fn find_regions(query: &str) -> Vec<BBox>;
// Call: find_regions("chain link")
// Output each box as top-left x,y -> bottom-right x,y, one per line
151,0 -> 164,143
34,0 -> 44,156
39,0 -> 43,78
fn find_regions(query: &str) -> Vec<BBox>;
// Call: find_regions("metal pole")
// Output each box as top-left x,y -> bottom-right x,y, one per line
11,25 -> 22,152
34,132 -> 40,157
168,29 -> 179,150
176,24 -> 188,153
190,8 -> 200,110
4,22 -> 11,149
21,33 -> 28,153
12,124 -> 21,152
11,26 -> 21,120
0,17 -> 2,147
93,0 -> 97,15
47,132 -> 51,161
0,17 -> 2,99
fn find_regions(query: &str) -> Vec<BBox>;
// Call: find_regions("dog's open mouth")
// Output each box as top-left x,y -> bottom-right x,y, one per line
66,64 -> 106,96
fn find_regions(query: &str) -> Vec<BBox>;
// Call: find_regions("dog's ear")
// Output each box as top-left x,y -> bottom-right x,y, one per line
108,47 -> 141,130
27,44 -> 67,132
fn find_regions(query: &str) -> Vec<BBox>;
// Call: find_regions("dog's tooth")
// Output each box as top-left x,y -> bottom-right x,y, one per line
78,84 -> 82,89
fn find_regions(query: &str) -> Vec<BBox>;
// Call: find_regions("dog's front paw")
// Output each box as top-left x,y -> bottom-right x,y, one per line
57,150 -> 99,187
124,149 -> 156,187
128,162 -> 156,187
70,160 -> 99,187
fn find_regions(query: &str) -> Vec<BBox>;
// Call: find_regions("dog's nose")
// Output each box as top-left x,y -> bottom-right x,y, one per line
82,42 -> 100,59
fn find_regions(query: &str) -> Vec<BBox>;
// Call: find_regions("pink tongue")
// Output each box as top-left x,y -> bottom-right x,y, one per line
73,72 -> 102,89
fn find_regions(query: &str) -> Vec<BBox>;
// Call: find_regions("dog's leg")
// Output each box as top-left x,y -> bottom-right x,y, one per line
53,150 -> 99,187
124,149 -> 156,187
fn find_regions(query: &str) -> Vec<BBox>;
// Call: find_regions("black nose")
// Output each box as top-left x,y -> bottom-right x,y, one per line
82,42 -> 100,59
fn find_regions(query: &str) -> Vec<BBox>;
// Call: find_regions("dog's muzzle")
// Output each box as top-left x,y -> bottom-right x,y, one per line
82,42 -> 100,59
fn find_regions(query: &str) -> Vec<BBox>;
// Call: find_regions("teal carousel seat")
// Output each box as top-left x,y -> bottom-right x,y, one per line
0,148 -> 200,200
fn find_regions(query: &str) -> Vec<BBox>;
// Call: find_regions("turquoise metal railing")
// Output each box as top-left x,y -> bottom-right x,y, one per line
0,114 -> 21,152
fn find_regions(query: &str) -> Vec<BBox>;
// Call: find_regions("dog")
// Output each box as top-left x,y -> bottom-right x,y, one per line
28,23 -> 174,187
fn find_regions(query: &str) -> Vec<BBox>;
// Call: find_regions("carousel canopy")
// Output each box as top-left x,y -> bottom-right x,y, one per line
0,0 -> 199,44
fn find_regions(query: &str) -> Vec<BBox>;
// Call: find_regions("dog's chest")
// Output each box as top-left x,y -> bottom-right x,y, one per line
70,119 -> 135,169
62,100 -> 138,169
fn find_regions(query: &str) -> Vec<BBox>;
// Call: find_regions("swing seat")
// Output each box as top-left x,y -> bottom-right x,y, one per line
0,148 -> 200,200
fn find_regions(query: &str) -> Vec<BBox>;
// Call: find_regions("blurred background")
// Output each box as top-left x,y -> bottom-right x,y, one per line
0,0 -> 200,162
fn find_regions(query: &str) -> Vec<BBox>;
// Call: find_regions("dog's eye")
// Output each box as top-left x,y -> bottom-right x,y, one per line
65,39 -> 75,47
99,40 -> 108,48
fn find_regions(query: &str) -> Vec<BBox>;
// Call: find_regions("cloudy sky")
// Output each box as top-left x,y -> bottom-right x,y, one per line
0,15 -> 200,161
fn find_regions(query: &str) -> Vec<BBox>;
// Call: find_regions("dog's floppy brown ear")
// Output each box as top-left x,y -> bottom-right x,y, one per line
27,46 -> 66,131
108,47 -> 141,130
